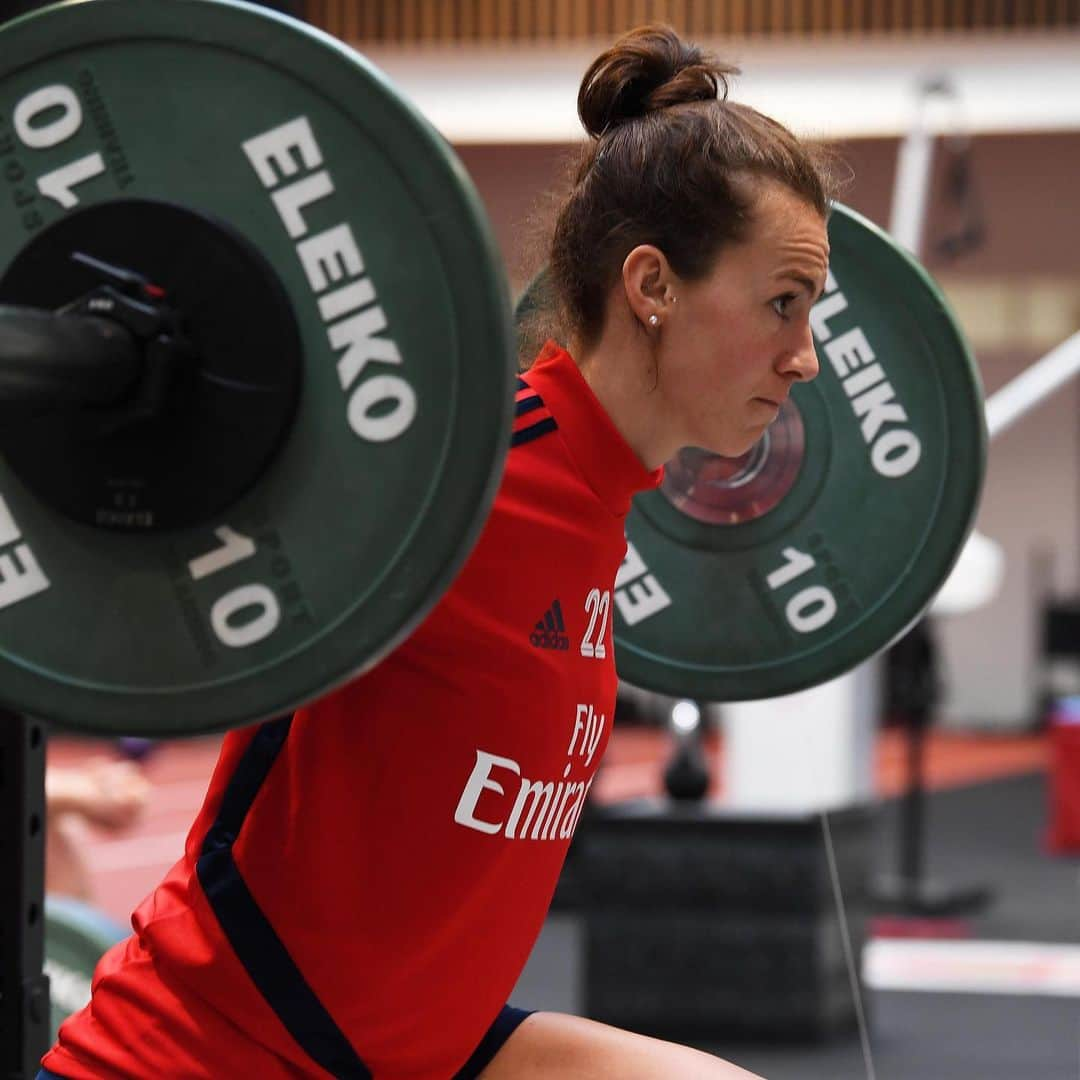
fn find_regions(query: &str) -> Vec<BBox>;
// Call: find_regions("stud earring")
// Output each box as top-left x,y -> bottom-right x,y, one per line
649,314 -> 659,327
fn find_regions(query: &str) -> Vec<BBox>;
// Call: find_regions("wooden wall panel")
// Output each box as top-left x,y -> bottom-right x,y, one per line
301,0 -> 1080,42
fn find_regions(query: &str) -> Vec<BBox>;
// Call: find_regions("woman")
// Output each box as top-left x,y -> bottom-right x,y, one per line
41,24 -> 832,1080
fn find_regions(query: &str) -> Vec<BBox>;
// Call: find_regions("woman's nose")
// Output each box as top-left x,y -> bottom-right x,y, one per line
783,322 -> 819,382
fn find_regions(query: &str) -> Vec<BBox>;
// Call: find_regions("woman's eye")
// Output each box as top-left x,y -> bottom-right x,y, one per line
771,293 -> 797,318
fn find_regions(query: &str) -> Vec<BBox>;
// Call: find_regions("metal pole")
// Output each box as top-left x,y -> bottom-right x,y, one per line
888,76 -> 953,256
0,710 -> 51,1079
985,331 -> 1080,441
898,707 -> 928,887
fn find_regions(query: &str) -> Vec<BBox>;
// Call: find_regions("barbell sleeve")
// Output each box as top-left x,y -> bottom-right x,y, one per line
0,305 -> 141,410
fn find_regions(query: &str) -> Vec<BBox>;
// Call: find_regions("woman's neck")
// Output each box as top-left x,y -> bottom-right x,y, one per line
573,326 -> 678,472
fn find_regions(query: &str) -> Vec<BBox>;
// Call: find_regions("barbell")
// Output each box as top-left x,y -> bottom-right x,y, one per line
0,0 -> 985,735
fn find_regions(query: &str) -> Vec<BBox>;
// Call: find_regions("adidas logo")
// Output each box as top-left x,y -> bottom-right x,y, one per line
531,599 -> 569,650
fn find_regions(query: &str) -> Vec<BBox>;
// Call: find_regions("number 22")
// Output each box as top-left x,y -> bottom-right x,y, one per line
581,588 -> 611,659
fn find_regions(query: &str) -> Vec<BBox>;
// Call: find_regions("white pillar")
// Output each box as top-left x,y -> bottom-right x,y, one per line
722,661 -> 879,812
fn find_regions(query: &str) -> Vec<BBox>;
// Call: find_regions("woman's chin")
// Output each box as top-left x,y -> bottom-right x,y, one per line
676,421 -> 768,461
702,433 -> 762,460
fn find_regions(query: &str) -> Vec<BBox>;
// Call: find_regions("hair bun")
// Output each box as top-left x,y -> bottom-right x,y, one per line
577,24 -> 737,139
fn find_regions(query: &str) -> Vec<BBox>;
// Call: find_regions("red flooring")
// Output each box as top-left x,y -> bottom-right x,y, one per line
45,726 -> 1050,927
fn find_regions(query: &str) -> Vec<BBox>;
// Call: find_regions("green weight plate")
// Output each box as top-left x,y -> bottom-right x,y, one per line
0,0 -> 513,733
44,896 -> 127,1040
516,204 -> 986,701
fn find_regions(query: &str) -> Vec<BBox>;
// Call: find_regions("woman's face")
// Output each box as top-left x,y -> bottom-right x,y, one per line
654,181 -> 830,458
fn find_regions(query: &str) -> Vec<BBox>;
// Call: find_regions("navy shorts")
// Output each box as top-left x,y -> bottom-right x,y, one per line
37,1005 -> 534,1080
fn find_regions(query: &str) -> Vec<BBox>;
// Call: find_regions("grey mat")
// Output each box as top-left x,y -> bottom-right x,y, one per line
712,991 -> 1080,1080
876,771 -> 1080,944
515,769 -> 1080,1079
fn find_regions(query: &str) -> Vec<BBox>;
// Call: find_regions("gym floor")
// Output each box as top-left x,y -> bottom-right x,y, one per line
48,724 -> 1079,1080
719,772 -> 1080,1080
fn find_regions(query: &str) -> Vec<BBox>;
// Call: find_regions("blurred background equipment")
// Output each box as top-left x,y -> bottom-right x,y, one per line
43,897 -> 126,1044
872,619 -> 992,916
40,754 -> 148,1040
929,530 -> 1005,617
663,700 -> 710,802
1045,695 -> 1080,852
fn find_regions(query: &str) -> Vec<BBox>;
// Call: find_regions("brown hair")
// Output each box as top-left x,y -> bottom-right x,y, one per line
548,24 -> 840,350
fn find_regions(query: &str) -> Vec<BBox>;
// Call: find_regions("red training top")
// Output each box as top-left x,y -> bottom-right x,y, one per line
44,342 -> 661,1080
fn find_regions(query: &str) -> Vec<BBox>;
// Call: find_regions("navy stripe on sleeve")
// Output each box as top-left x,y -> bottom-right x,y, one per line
197,717 -> 373,1080
511,417 -> 558,448
452,1006 -> 534,1079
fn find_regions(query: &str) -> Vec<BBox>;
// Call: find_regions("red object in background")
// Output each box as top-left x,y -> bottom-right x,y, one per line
869,916 -> 971,939
1046,702 -> 1080,852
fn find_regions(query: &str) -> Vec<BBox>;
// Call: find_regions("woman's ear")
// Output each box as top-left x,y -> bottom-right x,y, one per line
622,245 -> 677,332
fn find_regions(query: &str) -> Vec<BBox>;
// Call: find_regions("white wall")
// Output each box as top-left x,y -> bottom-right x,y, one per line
937,348 -> 1080,728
